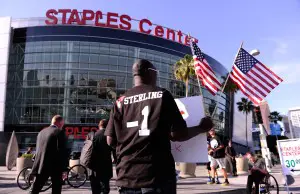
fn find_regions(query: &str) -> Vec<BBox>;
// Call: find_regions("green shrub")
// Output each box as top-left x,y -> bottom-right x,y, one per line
21,154 -> 34,159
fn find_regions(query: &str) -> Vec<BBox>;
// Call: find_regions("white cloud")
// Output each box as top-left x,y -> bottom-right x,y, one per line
270,64 -> 300,84
263,38 -> 288,55
274,42 -> 288,55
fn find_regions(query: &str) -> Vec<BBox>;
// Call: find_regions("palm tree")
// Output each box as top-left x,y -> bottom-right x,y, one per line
269,111 -> 283,124
237,97 -> 254,149
174,54 -> 195,97
221,74 -> 239,94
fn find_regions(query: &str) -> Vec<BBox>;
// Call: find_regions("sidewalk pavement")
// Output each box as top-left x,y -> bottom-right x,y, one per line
0,165 -> 299,194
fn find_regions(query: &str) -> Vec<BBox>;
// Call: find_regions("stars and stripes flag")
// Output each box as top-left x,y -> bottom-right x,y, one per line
229,48 -> 283,105
191,40 -> 222,95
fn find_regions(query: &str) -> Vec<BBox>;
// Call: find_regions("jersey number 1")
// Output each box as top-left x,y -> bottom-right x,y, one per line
126,106 -> 150,136
139,106 -> 150,136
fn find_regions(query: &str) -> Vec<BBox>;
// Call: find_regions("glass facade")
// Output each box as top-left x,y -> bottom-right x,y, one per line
5,25 -> 232,149
6,41 -> 195,124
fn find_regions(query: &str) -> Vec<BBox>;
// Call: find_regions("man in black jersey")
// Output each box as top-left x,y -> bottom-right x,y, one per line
105,59 -> 213,194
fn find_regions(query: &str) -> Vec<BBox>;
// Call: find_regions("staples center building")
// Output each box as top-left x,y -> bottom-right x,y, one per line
0,9 -> 233,163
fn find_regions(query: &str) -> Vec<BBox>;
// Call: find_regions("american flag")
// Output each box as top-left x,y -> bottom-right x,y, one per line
191,41 -> 221,95
229,48 -> 283,105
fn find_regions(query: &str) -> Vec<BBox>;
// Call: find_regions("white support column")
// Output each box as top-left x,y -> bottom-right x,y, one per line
0,17 -> 12,132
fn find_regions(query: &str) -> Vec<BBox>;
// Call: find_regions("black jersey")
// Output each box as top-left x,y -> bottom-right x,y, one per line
105,85 -> 187,188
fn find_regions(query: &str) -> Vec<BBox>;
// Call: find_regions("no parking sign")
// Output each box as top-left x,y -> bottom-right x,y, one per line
277,139 -> 300,176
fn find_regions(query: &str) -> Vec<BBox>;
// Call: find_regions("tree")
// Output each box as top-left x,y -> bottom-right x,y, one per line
269,111 -> 283,124
237,97 -> 254,149
174,54 -> 195,97
221,74 -> 239,94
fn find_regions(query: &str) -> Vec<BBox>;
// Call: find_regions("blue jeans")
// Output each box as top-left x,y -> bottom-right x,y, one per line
118,179 -> 176,194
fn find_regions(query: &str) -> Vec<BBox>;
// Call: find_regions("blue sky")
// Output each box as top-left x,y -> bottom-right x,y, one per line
1,0 -> 300,114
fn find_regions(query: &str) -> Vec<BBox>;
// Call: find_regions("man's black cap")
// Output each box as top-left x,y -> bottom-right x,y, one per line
132,59 -> 155,76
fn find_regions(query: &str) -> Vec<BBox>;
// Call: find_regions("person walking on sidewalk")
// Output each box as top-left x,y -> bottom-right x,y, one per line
29,115 -> 68,194
207,129 -> 229,186
105,59 -> 213,194
86,119 -> 113,194
225,140 -> 238,176
207,143 -> 220,184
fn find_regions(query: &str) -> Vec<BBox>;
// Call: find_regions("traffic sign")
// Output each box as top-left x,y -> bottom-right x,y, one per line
277,138 -> 300,176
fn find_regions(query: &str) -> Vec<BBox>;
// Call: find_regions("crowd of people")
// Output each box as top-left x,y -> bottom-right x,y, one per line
28,59 -> 267,194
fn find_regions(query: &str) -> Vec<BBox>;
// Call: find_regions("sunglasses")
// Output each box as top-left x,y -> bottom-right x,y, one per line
148,68 -> 159,73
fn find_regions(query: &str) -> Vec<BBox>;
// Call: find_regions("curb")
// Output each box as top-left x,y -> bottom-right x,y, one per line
208,188 -> 246,194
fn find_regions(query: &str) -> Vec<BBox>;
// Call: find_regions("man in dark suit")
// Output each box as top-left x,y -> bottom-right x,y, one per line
29,115 -> 68,194
87,119 -> 113,194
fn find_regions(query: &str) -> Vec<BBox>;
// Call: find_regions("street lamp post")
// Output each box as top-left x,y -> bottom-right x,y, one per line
250,48 -> 273,171
248,49 -> 261,152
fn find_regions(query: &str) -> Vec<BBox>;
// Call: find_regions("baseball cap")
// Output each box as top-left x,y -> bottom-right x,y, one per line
132,59 -> 156,76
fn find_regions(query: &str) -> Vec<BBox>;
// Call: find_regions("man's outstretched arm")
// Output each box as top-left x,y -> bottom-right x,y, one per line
170,116 -> 213,142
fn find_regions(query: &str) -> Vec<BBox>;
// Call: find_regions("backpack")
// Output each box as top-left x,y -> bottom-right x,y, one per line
80,132 -> 95,168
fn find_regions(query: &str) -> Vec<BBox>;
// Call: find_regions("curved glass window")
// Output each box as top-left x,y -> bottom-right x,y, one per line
6,40 -> 230,135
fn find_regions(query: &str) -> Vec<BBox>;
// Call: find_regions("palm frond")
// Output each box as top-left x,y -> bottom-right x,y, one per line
221,73 -> 239,93
236,97 -> 254,114
269,111 -> 283,122
174,54 -> 195,82
174,54 -> 195,96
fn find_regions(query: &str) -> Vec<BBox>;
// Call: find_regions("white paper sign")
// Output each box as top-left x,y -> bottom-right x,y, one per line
171,96 -> 208,163
277,139 -> 300,176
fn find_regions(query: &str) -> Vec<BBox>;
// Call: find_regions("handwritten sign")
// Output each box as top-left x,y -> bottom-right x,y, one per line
171,96 -> 208,163
277,139 -> 300,176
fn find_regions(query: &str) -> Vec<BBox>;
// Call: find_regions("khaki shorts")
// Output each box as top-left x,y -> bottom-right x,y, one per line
210,157 -> 226,169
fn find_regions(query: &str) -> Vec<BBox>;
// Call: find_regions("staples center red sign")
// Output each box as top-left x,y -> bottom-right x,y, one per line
45,9 -> 198,45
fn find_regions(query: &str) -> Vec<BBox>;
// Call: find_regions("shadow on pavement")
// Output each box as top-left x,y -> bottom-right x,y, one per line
0,183 -> 17,188
0,177 -> 15,181
178,181 -> 204,185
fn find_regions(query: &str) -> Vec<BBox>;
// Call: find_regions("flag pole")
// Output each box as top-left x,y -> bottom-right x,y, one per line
195,69 -> 203,97
211,41 -> 244,118
194,70 -> 208,116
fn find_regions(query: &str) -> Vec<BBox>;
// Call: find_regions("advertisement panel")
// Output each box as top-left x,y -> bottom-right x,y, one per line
277,138 -> 300,176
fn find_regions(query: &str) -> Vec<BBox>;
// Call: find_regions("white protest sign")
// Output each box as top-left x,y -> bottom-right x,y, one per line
171,96 -> 208,163
277,138 -> 300,176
